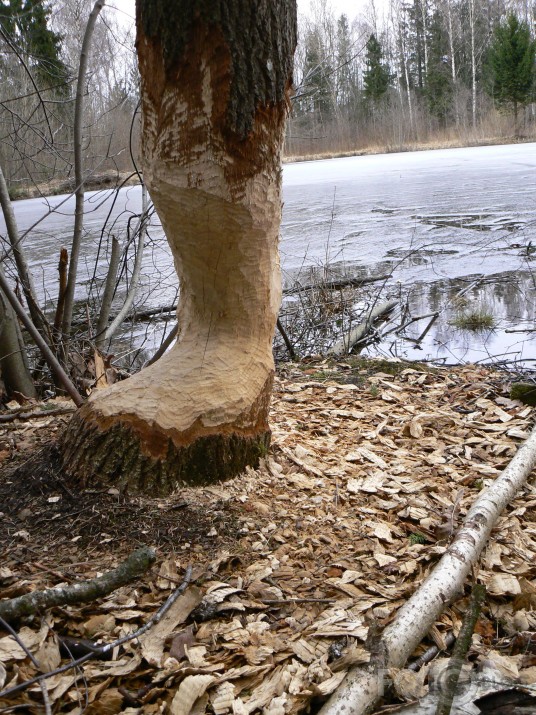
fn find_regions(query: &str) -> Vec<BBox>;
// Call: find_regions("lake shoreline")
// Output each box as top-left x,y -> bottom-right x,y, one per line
7,134 -> 535,201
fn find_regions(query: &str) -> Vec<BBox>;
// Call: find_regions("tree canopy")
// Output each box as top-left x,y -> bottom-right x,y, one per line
0,0 -> 68,87
363,33 -> 391,105
487,13 -> 536,131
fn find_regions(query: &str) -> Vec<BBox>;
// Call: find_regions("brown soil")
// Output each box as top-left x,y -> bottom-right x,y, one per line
0,442 -> 241,555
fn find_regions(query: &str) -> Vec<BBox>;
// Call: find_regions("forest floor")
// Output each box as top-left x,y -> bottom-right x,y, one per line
1,357 -> 536,714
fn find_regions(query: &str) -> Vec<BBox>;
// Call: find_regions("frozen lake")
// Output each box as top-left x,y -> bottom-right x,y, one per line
3,142 -> 536,366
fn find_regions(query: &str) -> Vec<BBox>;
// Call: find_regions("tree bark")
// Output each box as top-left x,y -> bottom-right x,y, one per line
0,163 -> 50,341
0,268 -> 84,406
0,271 -> 36,400
60,0 -> 297,493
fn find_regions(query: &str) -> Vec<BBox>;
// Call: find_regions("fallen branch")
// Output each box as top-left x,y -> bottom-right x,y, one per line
0,564 -> 192,700
435,583 -> 486,715
283,273 -> 392,295
319,423 -> 536,715
328,299 -> 398,356
0,405 -> 76,423
0,546 -> 155,624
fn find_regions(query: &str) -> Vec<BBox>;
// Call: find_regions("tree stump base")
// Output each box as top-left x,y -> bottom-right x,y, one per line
60,409 -> 270,494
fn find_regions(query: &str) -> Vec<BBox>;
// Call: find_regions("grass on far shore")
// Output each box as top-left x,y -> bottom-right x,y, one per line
7,132 -> 536,201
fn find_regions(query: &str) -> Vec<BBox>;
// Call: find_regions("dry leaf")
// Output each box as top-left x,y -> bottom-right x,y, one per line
35,636 -> 61,673
170,626 -> 196,661
0,624 -> 47,661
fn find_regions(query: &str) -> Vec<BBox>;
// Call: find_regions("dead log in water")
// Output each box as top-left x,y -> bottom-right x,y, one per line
328,299 -> 398,356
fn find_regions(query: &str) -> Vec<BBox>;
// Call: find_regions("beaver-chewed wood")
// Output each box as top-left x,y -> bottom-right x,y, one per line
59,1 -> 296,493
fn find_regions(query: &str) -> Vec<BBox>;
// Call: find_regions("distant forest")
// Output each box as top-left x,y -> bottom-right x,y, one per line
0,0 -> 535,191
287,0 -> 536,156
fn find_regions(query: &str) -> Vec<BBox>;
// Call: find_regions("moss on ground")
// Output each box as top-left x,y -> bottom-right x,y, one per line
293,355 -> 437,385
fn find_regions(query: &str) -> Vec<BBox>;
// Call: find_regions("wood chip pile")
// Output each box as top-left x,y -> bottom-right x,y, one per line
1,360 -> 536,713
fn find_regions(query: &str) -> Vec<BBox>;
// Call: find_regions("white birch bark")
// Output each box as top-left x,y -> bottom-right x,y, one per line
445,0 -> 458,125
469,0 -> 477,129
319,423 -> 536,715
420,0 -> 429,80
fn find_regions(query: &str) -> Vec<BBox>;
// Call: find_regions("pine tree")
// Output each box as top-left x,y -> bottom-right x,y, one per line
301,27 -> 333,116
425,10 -> 453,124
335,14 -> 354,110
487,13 -> 536,133
363,33 -> 391,104
0,0 -> 68,88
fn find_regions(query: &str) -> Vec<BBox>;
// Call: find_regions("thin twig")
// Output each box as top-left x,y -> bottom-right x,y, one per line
262,598 -> 335,604
0,406 -> 76,424
277,318 -> 298,360
144,323 -> 178,367
0,617 -> 51,715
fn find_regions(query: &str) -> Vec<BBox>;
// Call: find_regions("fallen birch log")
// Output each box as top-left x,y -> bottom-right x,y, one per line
328,299 -> 398,357
283,273 -> 393,295
319,423 -> 536,715
0,547 -> 155,623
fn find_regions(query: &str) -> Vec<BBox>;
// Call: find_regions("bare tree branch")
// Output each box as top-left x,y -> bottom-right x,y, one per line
61,0 -> 106,339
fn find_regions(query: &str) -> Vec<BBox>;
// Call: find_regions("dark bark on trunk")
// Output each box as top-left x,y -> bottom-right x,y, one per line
136,0 -> 296,138
61,411 -> 271,493
0,286 -> 36,400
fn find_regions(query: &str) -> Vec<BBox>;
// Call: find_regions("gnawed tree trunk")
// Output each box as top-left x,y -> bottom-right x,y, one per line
60,0 -> 297,493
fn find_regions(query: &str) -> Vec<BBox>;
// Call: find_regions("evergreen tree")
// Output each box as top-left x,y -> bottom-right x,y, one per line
487,12 -> 536,132
406,0 -> 429,90
301,27 -> 333,116
335,14 -> 355,110
0,0 -> 68,87
363,33 -> 391,104
425,10 -> 453,124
